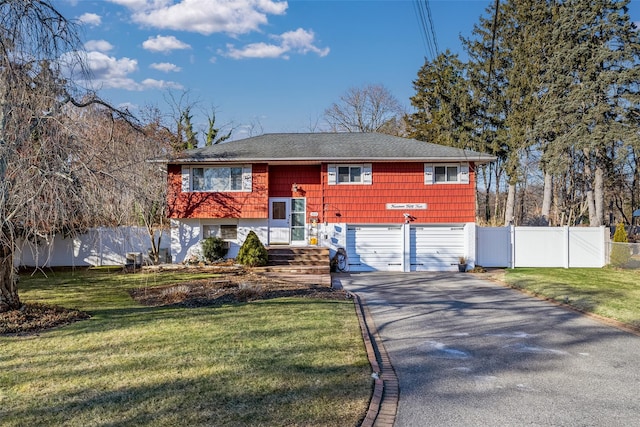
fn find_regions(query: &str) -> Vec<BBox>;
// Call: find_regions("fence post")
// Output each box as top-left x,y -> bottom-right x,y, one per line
510,224 -> 515,269
601,226 -> 609,267
564,226 -> 570,269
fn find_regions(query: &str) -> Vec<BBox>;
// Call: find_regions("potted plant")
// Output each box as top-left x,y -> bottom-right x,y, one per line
458,256 -> 467,272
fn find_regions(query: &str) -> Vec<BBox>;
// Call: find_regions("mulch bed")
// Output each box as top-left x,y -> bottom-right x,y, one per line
0,303 -> 90,336
129,272 -> 348,308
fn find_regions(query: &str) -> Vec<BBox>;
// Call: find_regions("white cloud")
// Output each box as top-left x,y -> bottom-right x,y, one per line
222,28 -> 329,60
109,0 -> 287,35
224,42 -> 287,60
278,28 -> 329,56
150,62 -> 182,72
143,35 -> 191,53
84,51 -> 140,90
78,12 -> 102,26
73,51 -> 183,91
84,40 -> 114,53
140,78 -> 184,90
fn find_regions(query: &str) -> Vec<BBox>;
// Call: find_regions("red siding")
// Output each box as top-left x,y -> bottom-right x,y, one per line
321,163 -> 476,224
168,162 -> 476,223
167,163 -> 269,219
269,165 -> 323,217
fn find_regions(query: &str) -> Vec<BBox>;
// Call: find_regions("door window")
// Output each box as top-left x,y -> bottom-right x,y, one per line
272,201 -> 286,220
291,198 -> 306,242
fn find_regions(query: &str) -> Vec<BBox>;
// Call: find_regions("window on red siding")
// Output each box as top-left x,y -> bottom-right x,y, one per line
192,167 -> 243,191
338,166 -> 362,183
435,166 -> 459,183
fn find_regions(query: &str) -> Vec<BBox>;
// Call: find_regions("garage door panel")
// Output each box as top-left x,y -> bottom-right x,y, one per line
411,226 -> 464,271
347,226 -> 402,272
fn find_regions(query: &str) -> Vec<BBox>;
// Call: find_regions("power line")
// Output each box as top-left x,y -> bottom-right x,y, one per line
413,0 -> 439,60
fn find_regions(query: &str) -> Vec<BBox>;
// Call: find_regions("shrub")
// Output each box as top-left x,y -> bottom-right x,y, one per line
236,231 -> 268,267
610,222 -> 631,267
202,237 -> 229,262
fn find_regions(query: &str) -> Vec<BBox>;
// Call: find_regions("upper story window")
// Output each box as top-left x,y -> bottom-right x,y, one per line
338,166 -> 362,183
435,165 -> 459,183
328,163 -> 372,185
181,165 -> 252,192
424,163 -> 469,185
193,166 -> 242,191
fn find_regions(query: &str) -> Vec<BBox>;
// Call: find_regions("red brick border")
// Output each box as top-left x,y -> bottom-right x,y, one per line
351,293 -> 399,427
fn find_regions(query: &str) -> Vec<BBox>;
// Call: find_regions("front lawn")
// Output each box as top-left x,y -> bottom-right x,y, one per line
0,270 -> 371,426
502,268 -> 640,330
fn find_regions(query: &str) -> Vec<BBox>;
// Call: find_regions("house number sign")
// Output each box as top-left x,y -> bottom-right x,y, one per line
386,203 -> 427,210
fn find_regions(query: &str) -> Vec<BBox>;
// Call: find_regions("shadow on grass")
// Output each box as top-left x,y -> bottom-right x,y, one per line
2,370 -> 369,427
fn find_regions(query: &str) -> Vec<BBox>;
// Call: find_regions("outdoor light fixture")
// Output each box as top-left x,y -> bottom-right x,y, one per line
291,183 -> 298,192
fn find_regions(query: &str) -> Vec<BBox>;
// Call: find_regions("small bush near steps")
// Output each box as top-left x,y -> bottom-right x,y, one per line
202,236 -> 229,262
236,231 -> 268,267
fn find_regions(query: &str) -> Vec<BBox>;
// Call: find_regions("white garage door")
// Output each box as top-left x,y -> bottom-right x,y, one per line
410,225 -> 465,271
346,225 -> 403,272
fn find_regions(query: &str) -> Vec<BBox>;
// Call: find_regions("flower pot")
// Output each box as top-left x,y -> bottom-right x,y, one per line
458,263 -> 467,272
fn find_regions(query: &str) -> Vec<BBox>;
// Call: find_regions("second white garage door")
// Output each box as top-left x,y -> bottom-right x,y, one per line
346,225 -> 403,272
410,225 -> 465,271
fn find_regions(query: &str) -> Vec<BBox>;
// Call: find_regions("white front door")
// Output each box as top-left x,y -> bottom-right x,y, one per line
269,198 -> 290,244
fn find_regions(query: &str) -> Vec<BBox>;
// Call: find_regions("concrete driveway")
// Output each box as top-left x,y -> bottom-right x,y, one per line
335,272 -> 640,427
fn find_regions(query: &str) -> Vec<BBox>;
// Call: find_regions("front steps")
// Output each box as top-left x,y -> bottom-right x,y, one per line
261,246 -> 330,275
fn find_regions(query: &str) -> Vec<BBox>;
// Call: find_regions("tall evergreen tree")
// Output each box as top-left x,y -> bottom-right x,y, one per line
406,50 -> 475,149
538,0 -> 640,226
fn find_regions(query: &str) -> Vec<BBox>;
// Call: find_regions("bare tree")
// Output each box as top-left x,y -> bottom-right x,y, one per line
0,0 -> 135,311
71,105 -> 172,265
324,84 -> 405,134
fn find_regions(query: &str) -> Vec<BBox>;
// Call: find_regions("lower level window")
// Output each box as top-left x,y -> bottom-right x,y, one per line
203,224 -> 238,240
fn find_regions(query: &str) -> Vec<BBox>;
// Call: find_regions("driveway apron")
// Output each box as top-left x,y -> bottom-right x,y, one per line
337,272 -> 640,427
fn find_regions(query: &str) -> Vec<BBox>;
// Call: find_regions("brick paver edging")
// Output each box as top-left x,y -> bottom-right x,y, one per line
351,293 -> 399,427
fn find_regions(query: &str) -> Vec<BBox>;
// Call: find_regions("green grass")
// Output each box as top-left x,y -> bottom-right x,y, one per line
0,270 -> 371,426
502,268 -> 640,329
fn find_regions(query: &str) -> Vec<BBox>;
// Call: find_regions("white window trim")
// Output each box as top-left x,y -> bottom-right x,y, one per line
182,164 -> 251,192
328,163 -> 372,185
424,163 -> 469,185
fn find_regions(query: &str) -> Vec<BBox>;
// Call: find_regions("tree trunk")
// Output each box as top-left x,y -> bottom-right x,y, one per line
504,181 -> 516,226
541,171 -> 552,225
594,165 -> 604,226
583,149 -> 598,226
0,244 -> 19,312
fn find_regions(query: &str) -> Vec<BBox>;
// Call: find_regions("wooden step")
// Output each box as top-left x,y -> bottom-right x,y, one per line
265,246 -> 330,272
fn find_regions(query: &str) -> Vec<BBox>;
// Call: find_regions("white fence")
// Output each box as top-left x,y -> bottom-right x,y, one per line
15,225 -> 609,270
476,226 -> 609,268
15,227 -> 170,268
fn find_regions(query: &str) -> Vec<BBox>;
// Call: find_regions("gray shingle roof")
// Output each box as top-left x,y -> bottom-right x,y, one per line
169,133 -> 496,164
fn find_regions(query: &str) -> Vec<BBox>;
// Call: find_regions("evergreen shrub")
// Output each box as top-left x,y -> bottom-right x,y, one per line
236,231 -> 268,267
610,222 -> 630,267
202,237 -> 228,262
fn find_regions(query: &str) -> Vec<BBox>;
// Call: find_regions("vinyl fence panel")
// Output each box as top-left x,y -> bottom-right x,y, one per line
514,227 -> 567,267
15,227 -> 170,268
476,226 -> 511,267
477,226 -> 607,269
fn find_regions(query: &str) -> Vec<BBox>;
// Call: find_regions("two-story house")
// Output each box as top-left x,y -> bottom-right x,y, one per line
167,132 -> 494,272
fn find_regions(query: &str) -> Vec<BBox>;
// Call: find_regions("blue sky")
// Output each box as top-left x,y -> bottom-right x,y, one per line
58,0 -> 640,141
